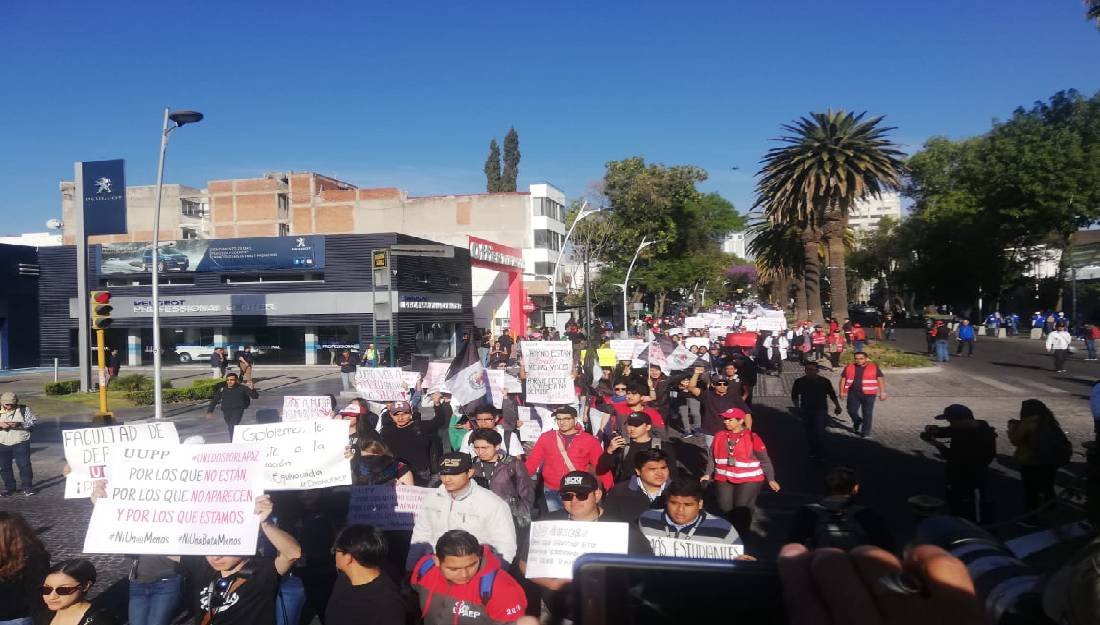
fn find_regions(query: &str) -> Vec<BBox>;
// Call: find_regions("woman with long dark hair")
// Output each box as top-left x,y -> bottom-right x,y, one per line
35,559 -> 116,625
0,512 -> 49,625
1008,399 -> 1071,511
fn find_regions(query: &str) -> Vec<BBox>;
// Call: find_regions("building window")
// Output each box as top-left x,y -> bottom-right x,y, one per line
534,197 -> 565,221
102,276 -> 194,286
534,261 -> 556,276
278,193 -> 289,219
417,272 -> 430,284
414,322 -> 455,359
278,223 -> 290,237
534,229 -> 563,252
447,276 -> 460,287
181,227 -> 198,240
221,273 -> 324,284
180,199 -> 206,218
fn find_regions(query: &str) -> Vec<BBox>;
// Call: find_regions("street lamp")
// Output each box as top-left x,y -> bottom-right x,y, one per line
619,236 -> 658,337
151,108 -> 203,420
550,201 -> 599,331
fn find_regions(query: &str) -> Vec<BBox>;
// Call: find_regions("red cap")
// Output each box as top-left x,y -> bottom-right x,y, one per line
721,407 -> 747,421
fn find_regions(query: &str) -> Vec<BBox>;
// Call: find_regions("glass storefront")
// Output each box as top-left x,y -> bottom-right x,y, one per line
414,322 -> 457,359
316,325 -> 360,365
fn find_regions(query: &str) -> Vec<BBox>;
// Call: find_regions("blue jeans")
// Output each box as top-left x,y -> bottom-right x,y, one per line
276,575 -> 306,625
802,407 -> 828,457
846,392 -> 875,436
340,371 -> 355,391
934,340 -> 949,362
129,575 -> 183,625
0,618 -> 34,625
1087,339 -> 1097,360
0,441 -> 32,492
544,488 -> 564,512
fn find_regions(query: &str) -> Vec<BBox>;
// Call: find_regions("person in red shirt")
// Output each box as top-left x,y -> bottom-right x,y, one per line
605,380 -> 666,438
1086,323 -> 1100,360
702,407 -> 779,536
811,326 -> 827,362
410,530 -> 527,625
525,405 -> 606,511
851,323 -> 867,352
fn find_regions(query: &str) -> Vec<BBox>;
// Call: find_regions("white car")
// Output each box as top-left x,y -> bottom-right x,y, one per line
173,345 -> 271,363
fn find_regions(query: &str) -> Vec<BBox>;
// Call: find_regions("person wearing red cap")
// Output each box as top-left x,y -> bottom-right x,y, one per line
702,407 -> 779,536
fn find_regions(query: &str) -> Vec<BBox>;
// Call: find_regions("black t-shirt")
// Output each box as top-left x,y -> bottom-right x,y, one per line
325,573 -> 407,625
790,376 -> 837,411
182,557 -> 280,625
700,388 -> 750,435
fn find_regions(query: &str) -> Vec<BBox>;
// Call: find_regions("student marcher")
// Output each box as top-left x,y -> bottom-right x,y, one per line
0,392 -> 37,497
458,406 -> 524,459
637,478 -> 742,548
790,363 -> 842,460
838,351 -> 886,438
178,495 -> 302,625
206,373 -> 259,439
524,405 -> 605,512
786,466 -> 894,552
326,525 -> 407,625
379,401 -> 444,486
0,511 -> 49,625
596,411 -> 678,484
687,366 -> 752,448
408,453 -> 517,570
39,559 -> 118,625
410,530 -> 527,625
469,429 -> 535,531
702,407 -> 779,537
602,448 -> 672,523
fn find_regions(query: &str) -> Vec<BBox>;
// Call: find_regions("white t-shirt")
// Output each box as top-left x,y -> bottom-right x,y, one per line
459,425 -> 525,458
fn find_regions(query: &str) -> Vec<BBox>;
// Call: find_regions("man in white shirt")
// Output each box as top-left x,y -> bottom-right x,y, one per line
458,406 -> 524,458
1045,323 -> 1073,372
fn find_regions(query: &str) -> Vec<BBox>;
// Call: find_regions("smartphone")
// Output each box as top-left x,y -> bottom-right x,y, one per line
574,553 -> 785,625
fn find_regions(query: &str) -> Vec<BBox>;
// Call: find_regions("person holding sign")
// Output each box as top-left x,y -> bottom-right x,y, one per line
407,453 -> 517,571
638,479 -> 744,557
410,530 -> 527,625
703,408 -> 779,537
206,373 -> 259,438
524,406 -> 606,512
178,495 -> 301,625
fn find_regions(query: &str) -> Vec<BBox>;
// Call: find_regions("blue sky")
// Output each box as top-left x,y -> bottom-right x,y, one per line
1,1 -> 1098,234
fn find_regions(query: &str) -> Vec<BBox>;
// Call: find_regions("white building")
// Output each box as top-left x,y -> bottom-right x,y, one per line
848,191 -> 902,235
721,231 -> 751,260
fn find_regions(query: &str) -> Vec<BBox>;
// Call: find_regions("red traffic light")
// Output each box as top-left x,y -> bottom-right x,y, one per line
93,291 -> 111,304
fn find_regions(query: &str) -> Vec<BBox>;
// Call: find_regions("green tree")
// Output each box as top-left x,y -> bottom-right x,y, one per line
1087,0 -> 1100,27
502,127 -> 520,192
484,139 -> 502,192
756,110 -> 905,322
748,220 -> 805,312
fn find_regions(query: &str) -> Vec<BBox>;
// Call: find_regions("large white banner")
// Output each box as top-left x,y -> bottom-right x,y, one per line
83,443 -> 265,555
684,316 -> 707,329
521,341 -> 575,404
486,369 -> 522,409
526,521 -> 629,579
608,339 -> 646,362
232,420 -> 351,490
354,367 -> 409,401
346,484 -> 433,530
63,423 -> 179,499
282,396 -> 334,421
647,536 -> 743,559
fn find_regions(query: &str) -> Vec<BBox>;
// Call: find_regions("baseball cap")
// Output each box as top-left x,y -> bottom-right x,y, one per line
1,392 -> 16,405
711,373 -> 730,383
721,407 -> 747,421
559,471 -> 599,494
437,452 -> 473,475
935,404 -> 974,421
390,401 -> 412,414
625,412 -> 652,426
552,405 -> 578,418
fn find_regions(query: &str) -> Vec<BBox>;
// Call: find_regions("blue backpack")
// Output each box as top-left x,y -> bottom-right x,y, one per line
416,558 -> 498,605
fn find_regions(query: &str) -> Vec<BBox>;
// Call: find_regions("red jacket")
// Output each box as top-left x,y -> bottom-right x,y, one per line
411,546 -> 526,625
851,327 -> 867,341
609,402 -> 666,430
525,430 -> 607,490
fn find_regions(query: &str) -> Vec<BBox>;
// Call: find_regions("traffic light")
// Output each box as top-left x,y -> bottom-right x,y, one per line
90,291 -> 113,329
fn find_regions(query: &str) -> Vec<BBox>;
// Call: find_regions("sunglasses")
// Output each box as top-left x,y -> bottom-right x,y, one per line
40,585 -> 82,596
560,491 -> 592,502
713,382 -> 728,386
613,387 -> 627,391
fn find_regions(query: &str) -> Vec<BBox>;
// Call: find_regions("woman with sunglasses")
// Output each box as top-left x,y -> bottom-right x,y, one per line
36,559 -> 116,625
0,512 -> 49,625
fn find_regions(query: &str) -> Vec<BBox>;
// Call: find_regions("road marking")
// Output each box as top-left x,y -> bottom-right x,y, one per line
968,374 -> 1024,394
1016,379 -> 1069,395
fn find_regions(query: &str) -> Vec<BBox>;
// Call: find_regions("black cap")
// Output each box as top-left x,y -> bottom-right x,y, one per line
437,452 -> 473,475
552,405 -> 578,418
625,412 -> 652,426
935,404 -> 974,421
559,471 -> 599,494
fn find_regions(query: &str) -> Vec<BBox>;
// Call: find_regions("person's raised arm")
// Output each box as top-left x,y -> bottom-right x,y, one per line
255,495 -> 301,575
688,366 -> 703,397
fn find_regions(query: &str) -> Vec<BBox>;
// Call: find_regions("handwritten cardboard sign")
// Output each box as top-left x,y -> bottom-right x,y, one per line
521,341 -> 575,404
647,536 -> 743,559
63,423 -> 179,499
346,484 -> 433,531
232,420 -> 351,490
83,443 -> 264,555
609,339 -> 646,362
354,367 -> 409,401
282,396 -> 334,421
486,369 -> 522,409
527,521 -> 629,579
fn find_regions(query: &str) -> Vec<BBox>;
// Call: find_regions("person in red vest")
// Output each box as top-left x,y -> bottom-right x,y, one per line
838,351 -> 887,438
826,330 -> 846,370
811,326 -> 827,362
701,407 -> 779,536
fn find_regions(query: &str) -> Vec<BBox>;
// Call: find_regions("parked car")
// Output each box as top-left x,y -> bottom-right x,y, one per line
142,248 -> 189,272
173,344 -> 271,364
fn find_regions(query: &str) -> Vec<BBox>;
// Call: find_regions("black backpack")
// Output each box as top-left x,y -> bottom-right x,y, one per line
806,503 -> 868,550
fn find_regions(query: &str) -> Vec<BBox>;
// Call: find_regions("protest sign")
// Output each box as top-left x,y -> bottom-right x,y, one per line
526,521 -> 629,579
647,536 -> 744,560
486,369 -> 523,409
609,339 -> 646,362
648,342 -> 670,374
354,367 -> 409,401
580,348 -> 618,368
666,344 -> 698,371
63,423 -> 179,499
232,420 -> 351,490
346,484 -> 433,530
83,443 -> 264,555
517,406 -> 544,442
685,316 -> 707,329
757,317 -> 786,333
686,337 -> 710,350
422,361 -> 452,393
401,370 -> 422,389
520,341 -> 574,404
281,396 -> 334,421
666,327 -> 685,336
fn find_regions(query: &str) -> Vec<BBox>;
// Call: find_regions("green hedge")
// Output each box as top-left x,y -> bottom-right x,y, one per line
126,377 -> 223,406
109,374 -> 172,392
45,380 -> 81,395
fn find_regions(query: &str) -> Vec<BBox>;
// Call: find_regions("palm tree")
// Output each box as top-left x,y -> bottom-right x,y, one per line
748,221 -> 805,314
1088,0 -> 1100,26
755,110 -> 904,320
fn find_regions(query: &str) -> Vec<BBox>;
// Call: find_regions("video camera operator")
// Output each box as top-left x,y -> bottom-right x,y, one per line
919,404 -> 997,522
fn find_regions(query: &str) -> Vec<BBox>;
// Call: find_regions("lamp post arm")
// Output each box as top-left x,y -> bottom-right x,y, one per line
551,202 -> 593,329
151,107 -> 171,420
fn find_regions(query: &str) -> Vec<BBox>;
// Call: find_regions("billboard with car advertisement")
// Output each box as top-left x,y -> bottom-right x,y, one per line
97,235 -> 325,274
